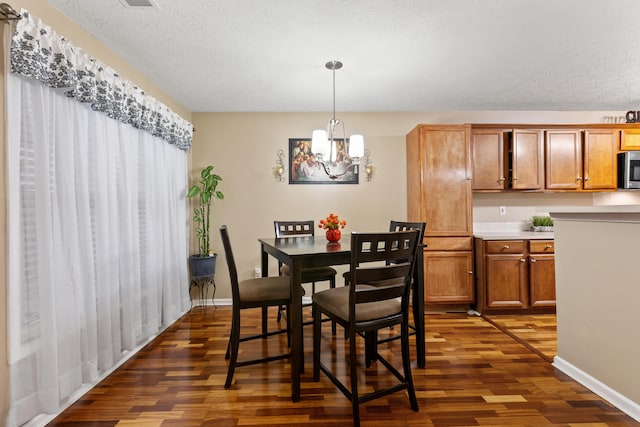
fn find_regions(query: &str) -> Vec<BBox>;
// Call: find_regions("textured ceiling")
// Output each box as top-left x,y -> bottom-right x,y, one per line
47,0 -> 640,112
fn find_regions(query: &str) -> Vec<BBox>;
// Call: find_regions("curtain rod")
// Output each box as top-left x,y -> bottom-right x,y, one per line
0,3 -> 21,22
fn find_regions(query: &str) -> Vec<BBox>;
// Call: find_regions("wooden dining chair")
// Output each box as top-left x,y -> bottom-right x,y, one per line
382,220 -> 426,343
312,230 -> 421,427
274,220 -> 337,331
219,225 -> 292,389
342,221 -> 426,358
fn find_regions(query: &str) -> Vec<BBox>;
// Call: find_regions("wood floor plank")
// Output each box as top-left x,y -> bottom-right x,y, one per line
482,314 -> 558,363
47,308 -> 638,426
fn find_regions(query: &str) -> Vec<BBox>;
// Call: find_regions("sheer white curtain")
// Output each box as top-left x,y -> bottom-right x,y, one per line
6,10 -> 191,427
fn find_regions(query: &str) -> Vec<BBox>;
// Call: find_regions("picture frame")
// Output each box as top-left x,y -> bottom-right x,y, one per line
288,138 -> 359,184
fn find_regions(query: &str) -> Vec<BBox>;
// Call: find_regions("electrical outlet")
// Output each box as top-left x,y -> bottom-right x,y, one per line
499,206 -> 506,216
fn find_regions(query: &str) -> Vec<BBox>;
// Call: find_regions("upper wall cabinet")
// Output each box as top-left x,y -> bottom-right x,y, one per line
583,129 -> 619,190
472,129 -> 543,191
545,129 -> 618,191
621,128 -> 640,150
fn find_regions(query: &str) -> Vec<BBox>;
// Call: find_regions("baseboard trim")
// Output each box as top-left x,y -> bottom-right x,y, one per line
553,356 -> 640,422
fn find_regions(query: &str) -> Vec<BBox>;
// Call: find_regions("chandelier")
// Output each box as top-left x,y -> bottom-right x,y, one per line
311,60 -> 364,180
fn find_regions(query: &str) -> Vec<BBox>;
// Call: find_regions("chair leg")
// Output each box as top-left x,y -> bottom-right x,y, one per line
286,305 -> 291,348
225,312 -> 237,360
402,320 -> 419,411
313,305 -> 321,382
329,277 -> 337,335
364,330 -> 377,368
261,307 -> 268,336
225,311 -> 241,389
349,328 -> 360,427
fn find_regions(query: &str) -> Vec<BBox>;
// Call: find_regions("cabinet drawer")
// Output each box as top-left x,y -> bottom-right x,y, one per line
485,240 -> 524,254
424,237 -> 472,251
529,240 -> 554,253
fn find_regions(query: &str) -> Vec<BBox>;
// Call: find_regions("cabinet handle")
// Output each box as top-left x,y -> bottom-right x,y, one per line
503,244 -> 510,249
520,258 -> 526,262
468,271 -> 473,274
499,177 -> 506,181
584,177 -> 591,181
512,177 -> 519,181
545,245 -> 552,249
530,259 -> 537,263
576,176 -> 583,181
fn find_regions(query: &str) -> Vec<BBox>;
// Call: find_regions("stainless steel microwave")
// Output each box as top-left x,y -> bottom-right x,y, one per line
618,151 -> 640,189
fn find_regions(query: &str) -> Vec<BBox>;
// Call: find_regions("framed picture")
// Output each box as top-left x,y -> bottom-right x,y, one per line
288,138 -> 359,184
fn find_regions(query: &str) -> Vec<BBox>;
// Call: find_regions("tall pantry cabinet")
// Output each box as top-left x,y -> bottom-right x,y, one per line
406,125 -> 474,305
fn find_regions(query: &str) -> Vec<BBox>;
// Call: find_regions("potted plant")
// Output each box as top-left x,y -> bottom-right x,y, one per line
187,165 -> 224,278
530,215 -> 554,232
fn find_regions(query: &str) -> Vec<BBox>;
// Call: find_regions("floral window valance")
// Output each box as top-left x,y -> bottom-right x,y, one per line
10,9 -> 192,150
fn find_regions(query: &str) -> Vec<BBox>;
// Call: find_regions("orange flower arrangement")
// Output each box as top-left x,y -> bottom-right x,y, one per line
318,213 -> 347,230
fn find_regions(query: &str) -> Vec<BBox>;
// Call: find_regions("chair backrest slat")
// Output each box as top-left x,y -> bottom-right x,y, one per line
349,230 -> 420,311
389,220 -> 426,236
274,220 -> 316,238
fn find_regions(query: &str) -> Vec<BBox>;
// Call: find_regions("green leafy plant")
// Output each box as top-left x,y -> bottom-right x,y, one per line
531,215 -> 554,227
187,165 -> 224,257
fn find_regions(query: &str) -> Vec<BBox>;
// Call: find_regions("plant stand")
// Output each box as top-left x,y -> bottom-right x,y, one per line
189,275 -> 216,312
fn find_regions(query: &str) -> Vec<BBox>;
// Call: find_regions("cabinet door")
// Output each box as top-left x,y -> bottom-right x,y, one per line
583,129 -> 618,190
416,126 -> 472,236
545,130 -> 582,190
512,129 -> 544,189
472,129 -> 506,190
529,254 -> 556,307
485,254 -> 528,308
621,129 -> 640,150
424,251 -> 474,303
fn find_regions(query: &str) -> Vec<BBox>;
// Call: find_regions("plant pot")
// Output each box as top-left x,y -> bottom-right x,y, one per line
189,254 -> 217,278
326,229 -> 341,243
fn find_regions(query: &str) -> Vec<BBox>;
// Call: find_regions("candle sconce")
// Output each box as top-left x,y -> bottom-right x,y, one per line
273,149 -> 286,182
362,150 -> 374,181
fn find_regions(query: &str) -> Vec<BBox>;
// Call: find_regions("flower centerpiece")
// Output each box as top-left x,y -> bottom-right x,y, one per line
318,213 -> 347,243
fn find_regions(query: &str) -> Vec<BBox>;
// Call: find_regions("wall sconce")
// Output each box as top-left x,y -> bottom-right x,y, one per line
362,149 -> 374,181
273,149 -> 286,182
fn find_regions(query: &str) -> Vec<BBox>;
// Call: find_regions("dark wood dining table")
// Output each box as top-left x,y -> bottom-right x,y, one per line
259,235 -> 426,402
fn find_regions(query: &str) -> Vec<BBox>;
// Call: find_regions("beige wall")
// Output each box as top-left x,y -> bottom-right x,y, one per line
553,216 -> 640,412
191,111 -> 629,300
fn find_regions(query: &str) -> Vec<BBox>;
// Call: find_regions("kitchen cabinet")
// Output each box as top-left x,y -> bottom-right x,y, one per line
545,129 -> 618,191
528,240 -> 556,307
620,128 -> 640,150
472,128 -> 543,191
474,237 -> 556,314
407,125 -> 474,305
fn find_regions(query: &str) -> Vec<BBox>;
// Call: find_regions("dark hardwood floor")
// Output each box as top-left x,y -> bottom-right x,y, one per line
48,307 -> 637,426
482,313 -> 558,363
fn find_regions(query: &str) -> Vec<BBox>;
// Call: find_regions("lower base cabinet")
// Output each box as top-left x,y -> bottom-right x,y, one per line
424,250 -> 474,304
474,237 -> 556,314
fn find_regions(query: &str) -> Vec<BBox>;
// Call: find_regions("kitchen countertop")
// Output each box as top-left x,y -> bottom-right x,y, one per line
473,231 -> 554,240
550,205 -> 640,223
